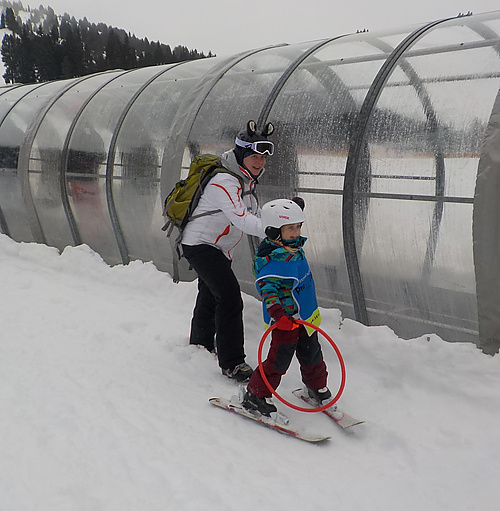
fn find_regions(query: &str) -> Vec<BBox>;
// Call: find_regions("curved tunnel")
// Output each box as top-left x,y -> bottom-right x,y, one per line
1,11 -> 500,353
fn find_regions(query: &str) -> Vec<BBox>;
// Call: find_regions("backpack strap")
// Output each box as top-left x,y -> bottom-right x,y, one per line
167,167 -> 251,283
242,187 -> 258,203
171,229 -> 184,284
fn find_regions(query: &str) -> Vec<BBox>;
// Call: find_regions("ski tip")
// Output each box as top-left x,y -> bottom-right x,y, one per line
292,390 -> 364,428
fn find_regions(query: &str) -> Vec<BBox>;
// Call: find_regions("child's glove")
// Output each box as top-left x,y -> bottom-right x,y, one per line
275,315 -> 299,331
268,304 -> 299,331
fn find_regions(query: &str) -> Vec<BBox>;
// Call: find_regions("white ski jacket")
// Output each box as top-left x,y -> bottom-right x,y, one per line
181,150 -> 266,259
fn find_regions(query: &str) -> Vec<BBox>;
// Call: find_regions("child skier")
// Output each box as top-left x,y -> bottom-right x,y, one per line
242,198 -> 331,417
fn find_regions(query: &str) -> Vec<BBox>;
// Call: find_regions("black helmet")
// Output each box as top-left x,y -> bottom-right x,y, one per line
234,120 -> 274,166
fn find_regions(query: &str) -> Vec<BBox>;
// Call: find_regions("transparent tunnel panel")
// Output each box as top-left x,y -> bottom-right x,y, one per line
28,73 -> 125,250
188,44 -> 317,156
0,85 -> 40,239
65,67 -> 176,263
1,80 -> 79,241
0,84 -> 40,238
354,14 -> 500,341
111,60 -> 218,269
262,31 -> 408,311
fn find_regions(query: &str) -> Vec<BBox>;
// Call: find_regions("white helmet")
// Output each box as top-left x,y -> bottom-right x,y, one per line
261,199 -> 305,231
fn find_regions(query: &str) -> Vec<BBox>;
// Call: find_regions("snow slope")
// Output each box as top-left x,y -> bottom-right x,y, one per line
0,232 -> 499,511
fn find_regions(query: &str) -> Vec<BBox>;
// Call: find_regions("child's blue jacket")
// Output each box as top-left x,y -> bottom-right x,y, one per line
253,236 -> 321,335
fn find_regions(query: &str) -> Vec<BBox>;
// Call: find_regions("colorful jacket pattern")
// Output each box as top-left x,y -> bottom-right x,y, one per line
253,236 -> 321,335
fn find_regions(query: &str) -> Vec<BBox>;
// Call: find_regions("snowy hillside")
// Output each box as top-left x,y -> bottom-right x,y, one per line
1,232 -> 499,510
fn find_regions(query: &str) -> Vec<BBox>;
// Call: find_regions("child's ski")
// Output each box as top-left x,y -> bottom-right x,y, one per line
292,389 -> 364,429
209,397 -> 330,443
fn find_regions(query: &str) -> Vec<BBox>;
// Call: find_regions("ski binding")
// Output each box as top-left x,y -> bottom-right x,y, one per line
209,397 -> 330,443
292,388 -> 364,429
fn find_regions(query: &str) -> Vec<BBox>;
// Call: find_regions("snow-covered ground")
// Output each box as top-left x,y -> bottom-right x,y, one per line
1,232 -> 499,511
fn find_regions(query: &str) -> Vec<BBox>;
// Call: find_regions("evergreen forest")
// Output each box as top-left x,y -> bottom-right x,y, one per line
0,2 -> 214,84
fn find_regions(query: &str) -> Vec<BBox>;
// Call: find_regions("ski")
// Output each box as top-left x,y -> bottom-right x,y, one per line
209,397 -> 330,443
292,389 -> 364,429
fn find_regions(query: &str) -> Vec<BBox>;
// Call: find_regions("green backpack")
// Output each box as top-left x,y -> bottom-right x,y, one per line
162,154 -> 245,282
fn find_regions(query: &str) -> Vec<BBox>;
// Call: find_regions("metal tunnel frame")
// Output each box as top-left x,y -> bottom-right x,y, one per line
343,17 -> 456,325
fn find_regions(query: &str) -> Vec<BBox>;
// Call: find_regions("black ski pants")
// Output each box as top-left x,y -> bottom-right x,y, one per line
182,244 -> 245,370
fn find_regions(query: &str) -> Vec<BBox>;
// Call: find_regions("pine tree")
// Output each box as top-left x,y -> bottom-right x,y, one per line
152,41 -> 164,65
59,23 -> 85,78
4,7 -> 19,34
122,33 -> 137,69
1,33 -> 20,84
105,28 -> 122,70
34,23 -> 60,81
18,26 -> 36,83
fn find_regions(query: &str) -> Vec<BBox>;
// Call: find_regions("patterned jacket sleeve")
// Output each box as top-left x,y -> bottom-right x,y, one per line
256,275 -> 298,316
256,277 -> 282,308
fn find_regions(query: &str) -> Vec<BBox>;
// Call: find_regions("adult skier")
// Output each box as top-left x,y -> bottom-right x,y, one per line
181,120 -> 274,381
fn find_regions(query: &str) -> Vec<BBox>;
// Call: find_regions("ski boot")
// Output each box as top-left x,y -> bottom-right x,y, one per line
222,363 -> 253,382
308,387 -> 333,405
241,391 -> 277,417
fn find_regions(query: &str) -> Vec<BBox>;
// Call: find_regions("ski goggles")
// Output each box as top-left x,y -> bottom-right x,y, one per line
235,137 -> 274,156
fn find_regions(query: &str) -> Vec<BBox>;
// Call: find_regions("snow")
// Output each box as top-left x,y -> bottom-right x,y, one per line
1,232 -> 499,511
